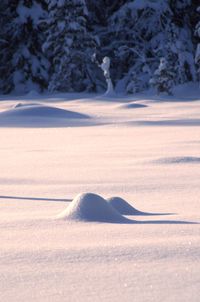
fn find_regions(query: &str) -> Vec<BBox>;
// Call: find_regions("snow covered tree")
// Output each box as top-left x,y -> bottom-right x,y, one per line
43,0 -> 98,92
100,1 -> 173,92
0,0 -> 49,94
126,72 -> 139,94
12,0 -> 49,93
194,7 -> 200,83
86,0 -> 126,25
87,0 -> 196,93
149,57 -> 175,95
167,1 -> 196,84
0,1 -> 18,93
99,56 -> 114,95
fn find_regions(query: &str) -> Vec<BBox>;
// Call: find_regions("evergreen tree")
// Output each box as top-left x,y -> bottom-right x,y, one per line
43,0 -> 98,92
126,71 -> 145,94
0,0 -> 49,94
149,57 -> 175,95
0,1 -> 18,93
103,1 -> 172,92
12,0 -> 49,93
168,0 -> 196,83
86,0 -> 126,25
90,0 -> 196,93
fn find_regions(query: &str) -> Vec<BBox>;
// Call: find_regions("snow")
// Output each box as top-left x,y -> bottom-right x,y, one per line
107,196 -> 150,216
152,156 -> 200,164
126,0 -> 169,11
58,193 -> 130,223
0,103 -> 89,119
120,102 -> 148,109
17,2 -> 46,26
0,89 -> 200,301
0,103 -> 91,127
100,57 -> 115,96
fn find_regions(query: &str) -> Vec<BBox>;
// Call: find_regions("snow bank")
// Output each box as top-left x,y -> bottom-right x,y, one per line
57,193 -> 130,223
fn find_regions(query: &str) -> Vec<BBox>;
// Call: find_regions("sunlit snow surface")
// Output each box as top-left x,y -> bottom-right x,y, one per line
0,86 -> 200,301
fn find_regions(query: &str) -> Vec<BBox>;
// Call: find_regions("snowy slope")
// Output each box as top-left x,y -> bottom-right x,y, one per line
0,90 -> 200,302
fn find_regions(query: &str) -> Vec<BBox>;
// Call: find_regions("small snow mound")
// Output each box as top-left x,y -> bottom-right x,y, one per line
154,156 -> 200,164
120,103 -> 148,109
57,193 -> 129,223
107,196 -> 143,215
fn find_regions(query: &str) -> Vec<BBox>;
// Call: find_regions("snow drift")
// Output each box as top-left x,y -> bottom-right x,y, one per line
57,193 -> 130,223
2,103 -> 89,119
107,196 -> 148,215
0,103 -> 91,127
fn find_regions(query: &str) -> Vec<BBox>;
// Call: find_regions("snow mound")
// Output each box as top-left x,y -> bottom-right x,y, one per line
57,193 -> 130,223
0,103 -> 92,127
2,104 -> 89,119
107,196 -> 145,215
154,156 -> 200,164
120,103 -> 148,109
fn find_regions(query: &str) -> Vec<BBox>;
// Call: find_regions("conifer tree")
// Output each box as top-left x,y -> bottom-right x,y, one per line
126,71 -> 145,94
0,1 -> 18,93
12,0 -> 49,93
0,0 -> 49,94
149,57 -> 175,95
167,1 -> 196,84
43,0 -> 97,92
94,0 -> 196,93
103,1 -> 173,92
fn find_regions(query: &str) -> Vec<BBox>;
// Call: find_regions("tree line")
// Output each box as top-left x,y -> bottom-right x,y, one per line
0,0 -> 199,94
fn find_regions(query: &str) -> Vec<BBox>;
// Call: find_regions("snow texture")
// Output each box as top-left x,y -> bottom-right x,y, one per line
0,1 -> 198,94
0,89 -> 200,302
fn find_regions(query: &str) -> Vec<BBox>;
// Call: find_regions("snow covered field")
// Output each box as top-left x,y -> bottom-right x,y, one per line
0,89 -> 200,301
